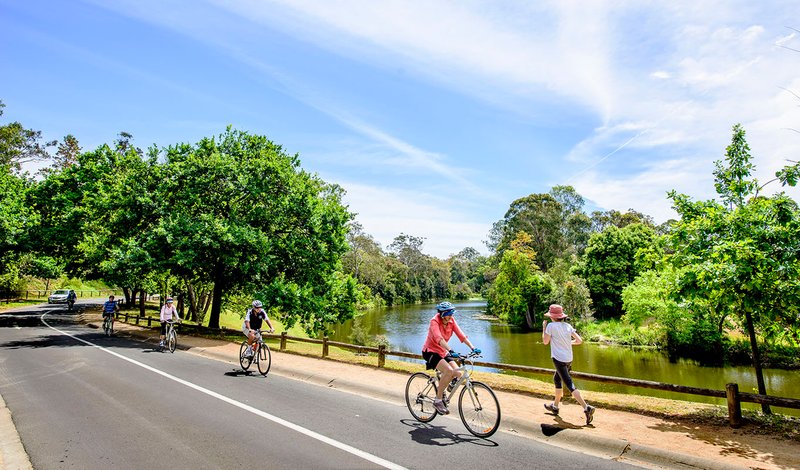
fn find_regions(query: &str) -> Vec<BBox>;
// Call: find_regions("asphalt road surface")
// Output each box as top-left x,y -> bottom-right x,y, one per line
0,304 -> 636,469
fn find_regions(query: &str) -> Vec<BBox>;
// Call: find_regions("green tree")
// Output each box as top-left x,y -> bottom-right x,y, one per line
580,223 -> 656,319
487,232 -> 554,328
0,100 -> 55,171
668,124 -> 800,413
489,193 -> 565,271
160,128 -> 355,332
54,134 -> 81,169
550,185 -> 592,256
0,166 -> 35,291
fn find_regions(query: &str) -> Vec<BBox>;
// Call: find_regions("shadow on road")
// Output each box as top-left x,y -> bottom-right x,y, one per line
400,419 -> 498,447
0,311 -> 159,353
223,369 -> 260,378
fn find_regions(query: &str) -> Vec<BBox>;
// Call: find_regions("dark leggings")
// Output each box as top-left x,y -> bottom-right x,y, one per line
160,321 -> 168,335
552,358 -> 577,392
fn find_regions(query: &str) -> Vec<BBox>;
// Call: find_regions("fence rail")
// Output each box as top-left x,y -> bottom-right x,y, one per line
0,289 -> 121,303
112,313 -> 799,427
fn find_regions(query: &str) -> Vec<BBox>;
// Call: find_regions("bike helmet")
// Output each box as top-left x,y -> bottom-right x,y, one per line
166,297 -> 174,303
436,301 -> 456,316
252,300 -> 263,308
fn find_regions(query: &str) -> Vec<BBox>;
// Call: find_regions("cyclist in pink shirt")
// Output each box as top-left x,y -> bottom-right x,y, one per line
422,302 -> 480,415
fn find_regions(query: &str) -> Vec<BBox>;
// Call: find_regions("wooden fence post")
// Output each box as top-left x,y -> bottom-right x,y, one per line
147,317 -> 152,327
280,332 -> 287,351
378,345 -> 386,368
726,383 -> 742,428
322,336 -> 329,358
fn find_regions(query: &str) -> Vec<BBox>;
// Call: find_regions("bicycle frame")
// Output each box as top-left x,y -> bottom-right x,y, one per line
436,357 -> 475,404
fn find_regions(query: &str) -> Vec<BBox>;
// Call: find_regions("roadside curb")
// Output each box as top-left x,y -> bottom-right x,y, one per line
0,393 -> 33,470
101,321 -> 749,470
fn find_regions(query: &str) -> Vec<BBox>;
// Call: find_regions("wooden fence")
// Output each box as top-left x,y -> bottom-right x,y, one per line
0,289 -> 121,303
115,313 -> 800,428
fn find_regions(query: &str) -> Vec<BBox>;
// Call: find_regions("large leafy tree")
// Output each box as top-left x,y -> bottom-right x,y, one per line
668,124 -> 800,413
488,193 -> 565,271
159,128 -> 356,332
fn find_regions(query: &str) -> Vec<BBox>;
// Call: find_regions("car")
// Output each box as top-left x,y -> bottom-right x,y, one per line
48,289 -> 76,304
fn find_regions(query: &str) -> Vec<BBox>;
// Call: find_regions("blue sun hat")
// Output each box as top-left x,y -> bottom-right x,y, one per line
436,301 -> 457,317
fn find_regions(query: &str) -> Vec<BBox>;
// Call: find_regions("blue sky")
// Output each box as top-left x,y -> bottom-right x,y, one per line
2,1 -> 799,258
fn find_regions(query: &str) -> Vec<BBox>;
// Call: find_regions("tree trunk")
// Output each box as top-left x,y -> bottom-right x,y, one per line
208,266 -> 224,329
186,283 -> 198,322
744,308 -> 771,414
123,287 -> 132,307
139,290 -> 146,317
524,306 -> 534,330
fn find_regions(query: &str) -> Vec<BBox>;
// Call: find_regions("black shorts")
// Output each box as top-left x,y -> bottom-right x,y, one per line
422,350 -> 455,370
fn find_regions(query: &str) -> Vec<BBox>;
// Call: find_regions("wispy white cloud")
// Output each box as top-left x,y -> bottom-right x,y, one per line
338,181 -> 492,257
80,0 -> 800,248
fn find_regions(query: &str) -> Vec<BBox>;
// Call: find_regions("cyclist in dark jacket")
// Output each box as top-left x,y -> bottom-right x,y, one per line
241,300 -> 274,357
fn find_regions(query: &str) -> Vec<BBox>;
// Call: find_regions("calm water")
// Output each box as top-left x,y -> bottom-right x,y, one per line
329,301 -> 799,416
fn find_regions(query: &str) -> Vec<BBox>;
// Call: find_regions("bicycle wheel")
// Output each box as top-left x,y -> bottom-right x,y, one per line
168,328 -> 177,353
405,372 -> 438,423
458,381 -> 501,438
257,343 -> 271,376
239,341 -> 252,370
103,317 -> 111,336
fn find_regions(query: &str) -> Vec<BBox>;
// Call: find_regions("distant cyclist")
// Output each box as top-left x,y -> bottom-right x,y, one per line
242,300 -> 275,357
67,290 -> 77,311
159,297 -> 182,348
102,295 -> 119,328
422,301 -> 480,415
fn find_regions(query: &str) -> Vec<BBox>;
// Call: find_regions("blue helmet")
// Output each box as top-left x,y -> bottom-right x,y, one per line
436,301 -> 456,316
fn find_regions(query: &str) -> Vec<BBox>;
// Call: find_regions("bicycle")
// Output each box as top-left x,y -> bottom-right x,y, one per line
102,314 -> 114,336
156,320 -> 180,353
405,351 -> 501,438
239,330 -> 272,376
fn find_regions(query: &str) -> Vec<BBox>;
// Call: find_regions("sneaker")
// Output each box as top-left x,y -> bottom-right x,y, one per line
433,399 -> 449,415
584,405 -> 595,425
245,347 -> 254,358
544,403 -> 560,415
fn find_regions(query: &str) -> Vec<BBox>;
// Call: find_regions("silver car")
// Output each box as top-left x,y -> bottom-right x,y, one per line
48,289 -> 76,304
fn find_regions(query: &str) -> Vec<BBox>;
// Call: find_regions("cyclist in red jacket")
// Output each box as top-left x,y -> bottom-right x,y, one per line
421,302 -> 480,415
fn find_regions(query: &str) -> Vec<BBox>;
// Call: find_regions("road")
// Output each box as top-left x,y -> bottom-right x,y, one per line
0,303 -> 636,469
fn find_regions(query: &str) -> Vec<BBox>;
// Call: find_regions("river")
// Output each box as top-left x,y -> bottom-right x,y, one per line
329,300 -> 799,416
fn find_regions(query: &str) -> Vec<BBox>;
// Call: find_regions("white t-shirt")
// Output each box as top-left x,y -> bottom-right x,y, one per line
545,321 -> 575,363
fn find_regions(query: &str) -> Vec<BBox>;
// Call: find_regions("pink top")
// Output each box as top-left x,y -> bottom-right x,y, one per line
422,314 -> 467,357
160,304 -> 179,322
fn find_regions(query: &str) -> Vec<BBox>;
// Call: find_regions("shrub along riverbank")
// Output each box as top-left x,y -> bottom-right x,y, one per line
579,318 -> 800,370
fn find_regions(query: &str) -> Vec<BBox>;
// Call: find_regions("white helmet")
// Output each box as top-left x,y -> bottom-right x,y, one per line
252,300 -> 263,308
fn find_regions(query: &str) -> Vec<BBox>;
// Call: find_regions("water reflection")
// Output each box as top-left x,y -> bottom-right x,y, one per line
329,301 -> 798,416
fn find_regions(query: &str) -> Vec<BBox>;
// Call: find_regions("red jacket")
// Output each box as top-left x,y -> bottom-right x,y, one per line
422,314 -> 467,356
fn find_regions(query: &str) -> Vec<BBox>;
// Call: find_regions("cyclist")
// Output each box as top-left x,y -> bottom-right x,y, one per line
242,300 -> 275,357
102,295 -> 119,328
158,297 -> 182,348
422,301 -> 480,415
67,290 -> 77,311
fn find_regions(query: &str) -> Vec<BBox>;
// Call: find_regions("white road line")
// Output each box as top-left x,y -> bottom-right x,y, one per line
41,315 -> 407,470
